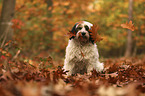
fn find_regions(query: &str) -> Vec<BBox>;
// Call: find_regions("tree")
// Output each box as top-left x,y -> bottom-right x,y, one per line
0,0 -> 16,47
125,0 -> 133,57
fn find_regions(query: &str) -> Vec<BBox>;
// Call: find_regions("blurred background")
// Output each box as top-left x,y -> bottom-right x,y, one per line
0,0 -> 145,63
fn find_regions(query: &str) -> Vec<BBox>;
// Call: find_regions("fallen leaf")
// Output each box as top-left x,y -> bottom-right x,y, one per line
66,30 -> 76,39
81,51 -> 85,58
89,25 -> 103,43
121,21 -> 135,31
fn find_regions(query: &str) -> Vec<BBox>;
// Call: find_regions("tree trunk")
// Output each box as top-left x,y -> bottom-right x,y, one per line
0,0 -> 16,48
125,0 -> 133,57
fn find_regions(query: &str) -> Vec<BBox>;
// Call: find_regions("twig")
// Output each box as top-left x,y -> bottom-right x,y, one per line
0,22 -> 12,48
12,49 -> 21,61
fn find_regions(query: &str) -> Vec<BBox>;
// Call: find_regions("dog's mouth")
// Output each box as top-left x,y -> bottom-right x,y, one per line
78,35 -> 89,42
78,35 -> 87,39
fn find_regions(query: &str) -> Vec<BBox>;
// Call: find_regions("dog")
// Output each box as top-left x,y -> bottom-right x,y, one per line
64,21 -> 104,75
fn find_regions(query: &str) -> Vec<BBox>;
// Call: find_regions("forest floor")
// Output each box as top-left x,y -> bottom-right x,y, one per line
0,49 -> 145,96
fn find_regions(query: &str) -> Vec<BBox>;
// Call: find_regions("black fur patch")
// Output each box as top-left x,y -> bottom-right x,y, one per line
69,23 -> 78,40
89,30 -> 95,44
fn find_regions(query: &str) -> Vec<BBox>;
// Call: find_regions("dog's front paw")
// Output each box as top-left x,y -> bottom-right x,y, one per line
96,62 -> 104,72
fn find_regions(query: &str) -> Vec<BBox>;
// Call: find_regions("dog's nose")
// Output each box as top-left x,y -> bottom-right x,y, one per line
81,32 -> 86,36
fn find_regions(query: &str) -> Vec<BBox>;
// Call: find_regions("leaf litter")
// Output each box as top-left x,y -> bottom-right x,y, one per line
1,22 -> 142,96
0,52 -> 145,96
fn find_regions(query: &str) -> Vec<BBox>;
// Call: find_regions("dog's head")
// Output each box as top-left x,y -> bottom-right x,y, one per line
69,21 -> 94,44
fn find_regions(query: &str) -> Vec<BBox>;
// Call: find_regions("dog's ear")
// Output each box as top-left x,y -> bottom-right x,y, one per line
89,33 -> 94,44
89,37 -> 95,44
69,23 -> 78,40
89,28 -> 95,44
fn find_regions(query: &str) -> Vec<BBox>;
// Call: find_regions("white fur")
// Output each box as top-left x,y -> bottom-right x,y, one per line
63,21 -> 104,75
76,21 -> 93,29
64,39 -> 104,75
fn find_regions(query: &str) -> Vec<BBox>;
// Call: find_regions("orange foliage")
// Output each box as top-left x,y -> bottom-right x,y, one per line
66,30 -> 76,39
11,19 -> 24,29
121,21 -> 135,31
89,25 -> 103,43
2,0 -> 144,58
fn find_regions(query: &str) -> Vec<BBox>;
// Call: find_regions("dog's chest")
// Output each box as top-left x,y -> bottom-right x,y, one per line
65,40 -> 99,74
67,41 -> 96,74
66,40 -> 96,62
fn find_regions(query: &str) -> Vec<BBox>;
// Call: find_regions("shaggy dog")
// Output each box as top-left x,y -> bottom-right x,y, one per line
64,21 -> 104,75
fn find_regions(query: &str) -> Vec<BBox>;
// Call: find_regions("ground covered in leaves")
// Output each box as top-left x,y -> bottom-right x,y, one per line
0,51 -> 145,96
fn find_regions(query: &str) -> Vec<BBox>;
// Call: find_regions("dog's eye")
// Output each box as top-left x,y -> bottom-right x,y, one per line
77,27 -> 82,30
85,25 -> 89,31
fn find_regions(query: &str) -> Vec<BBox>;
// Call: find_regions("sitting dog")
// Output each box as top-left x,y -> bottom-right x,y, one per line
64,21 -> 104,75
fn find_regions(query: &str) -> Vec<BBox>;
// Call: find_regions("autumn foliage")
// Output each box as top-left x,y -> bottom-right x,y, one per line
0,0 -> 143,58
121,21 -> 135,31
0,0 -> 145,95
0,46 -> 145,95
0,41 -> 145,96
11,19 -> 24,29
89,25 -> 103,43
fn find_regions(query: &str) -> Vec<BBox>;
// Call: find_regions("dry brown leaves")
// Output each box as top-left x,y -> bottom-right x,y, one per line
66,30 -> 76,39
121,21 -> 135,31
89,25 -> 103,43
0,48 -> 145,96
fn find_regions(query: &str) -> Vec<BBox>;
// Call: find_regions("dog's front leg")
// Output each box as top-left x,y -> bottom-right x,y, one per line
96,61 -> 104,72
63,60 -> 75,75
87,64 -> 94,74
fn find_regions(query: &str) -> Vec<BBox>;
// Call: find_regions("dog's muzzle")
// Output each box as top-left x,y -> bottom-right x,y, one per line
81,32 -> 86,36
77,32 -> 89,43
